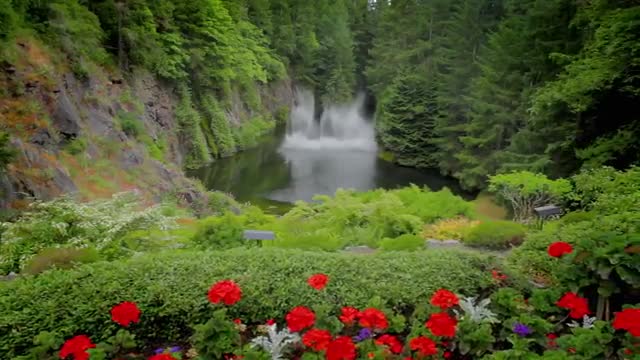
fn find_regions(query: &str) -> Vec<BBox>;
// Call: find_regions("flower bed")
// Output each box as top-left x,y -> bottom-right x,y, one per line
0,248 -> 495,357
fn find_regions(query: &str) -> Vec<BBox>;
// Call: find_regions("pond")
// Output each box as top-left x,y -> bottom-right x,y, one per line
187,90 -> 471,213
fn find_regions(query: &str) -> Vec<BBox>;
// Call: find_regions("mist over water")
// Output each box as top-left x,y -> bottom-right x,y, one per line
280,88 -> 378,151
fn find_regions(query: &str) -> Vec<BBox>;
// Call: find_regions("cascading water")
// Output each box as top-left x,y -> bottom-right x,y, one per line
280,88 -> 377,151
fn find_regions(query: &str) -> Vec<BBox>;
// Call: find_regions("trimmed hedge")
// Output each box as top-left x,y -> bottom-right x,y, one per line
0,249 -> 495,357
463,220 -> 527,249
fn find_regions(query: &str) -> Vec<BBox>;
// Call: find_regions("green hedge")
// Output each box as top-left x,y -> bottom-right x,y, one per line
0,249 -> 495,357
463,220 -> 527,249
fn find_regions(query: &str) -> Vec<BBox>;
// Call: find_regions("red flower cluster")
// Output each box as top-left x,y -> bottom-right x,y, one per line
326,336 -> 356,360
491,270 -> 507,281
358,308 -> 388,330
59,335 -> 95,360
546,334 -> 558,348
375,334 -> 403,354
266,319 -> 276,326
613,308 -> 640,337
308,274 -> 329,290
111,301 -> 141,327
430,289 -> 459,309
556,292 -> 590,319
426,312 -> 457,337
286,306 -> 316,332
208,280 -> 242,305
149,355 -> 175,360
409,336 -> 437,357
547,241 -> 573,257
339,307 -> 360,325
302,328 -> 332,351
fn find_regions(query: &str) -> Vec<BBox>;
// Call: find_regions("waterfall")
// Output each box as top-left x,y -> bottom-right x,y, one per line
280,88 -> 377,151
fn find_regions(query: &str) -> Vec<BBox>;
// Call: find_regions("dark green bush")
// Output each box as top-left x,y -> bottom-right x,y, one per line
463,220 -> 527,249
118,111 -> 144,138
0,249 -> 495,357
379,234 -> 424,251
22,247 -> 100,275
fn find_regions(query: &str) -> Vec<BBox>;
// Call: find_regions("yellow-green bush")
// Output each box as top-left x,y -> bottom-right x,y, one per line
422,217 -> 480,240
379,234 -> 424,251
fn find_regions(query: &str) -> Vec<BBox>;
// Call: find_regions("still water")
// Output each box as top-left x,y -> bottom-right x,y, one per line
188,89 -> 469,212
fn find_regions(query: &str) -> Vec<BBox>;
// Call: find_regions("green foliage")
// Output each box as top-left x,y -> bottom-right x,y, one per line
207,191 -> 242,214
175,86 -> 212,167
379,234 -> 424,252
22,247 -> 100,275
0,192 -> 174,273
463,220 -> 527,250
489,171 -> 573,222
117,111 -> 144,138
0,0 -> 18,40
0,131 -> 15,170
11,331 -> 62,360
192,309 -> 240,360
0,248 -> 495,357
261,186 -> 472,251
191,207 -> 275,250
65,137 -> 87,155
232,116 -> 274,150
47,0 -> 111,77
570,166 -> 640,214
376,74 -> 438,169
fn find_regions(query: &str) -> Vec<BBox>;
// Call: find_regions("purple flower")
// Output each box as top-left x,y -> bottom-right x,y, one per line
513,323 -> 533,337
155,346 -> 182,354
353,328 -> 373,342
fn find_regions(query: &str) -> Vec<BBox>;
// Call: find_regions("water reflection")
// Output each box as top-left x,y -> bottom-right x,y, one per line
187,130 -> 471,206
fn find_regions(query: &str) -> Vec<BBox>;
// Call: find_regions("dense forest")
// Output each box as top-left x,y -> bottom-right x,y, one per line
1,0 -> 639,190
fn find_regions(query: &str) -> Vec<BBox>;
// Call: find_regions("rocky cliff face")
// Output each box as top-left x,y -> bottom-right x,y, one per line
0,38 -> 292,210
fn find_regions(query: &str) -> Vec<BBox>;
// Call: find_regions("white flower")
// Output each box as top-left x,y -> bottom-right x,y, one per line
568,315 -> 597,329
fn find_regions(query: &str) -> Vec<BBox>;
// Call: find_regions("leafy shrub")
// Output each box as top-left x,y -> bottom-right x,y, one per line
191,207 -> 275,250
207,191 -> 242,214
379,234 -> 424,251
0,248 -> 496,357
65,137 -> 88,155
571,166 -> 640,214
422,217 -> 480,240
488,171 -> 572,222
560,211 -> 596,225
22,247 -> 100,275
0,193 -> 174,273
392,185 -> 475,223
118,111 -> 144,138
463,221 -> 527,249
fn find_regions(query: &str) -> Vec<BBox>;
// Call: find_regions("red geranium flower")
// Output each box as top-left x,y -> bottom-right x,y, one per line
326,336 -> 356,360
339,307 -> 360,325
491,270 -> 507,281
308,274 -> 329,290
430,289 -> 459,309
426,312 -> 458,337
547,242 -> 573,257
409,336 -> 437,357
286,306 -> 316,332
149,355 -> 175,360
266,319 -> 276,326
376,334 -> 403,354
557,292 -> 590,319
111,301 -> 141,327
59,335 -> 95,360
208,280 -> 242,305
613,308 -> 640,337
303,328 -> 332,351
358,308 -> 388,330
546,333 -> 558,348
444,351 -> 453,359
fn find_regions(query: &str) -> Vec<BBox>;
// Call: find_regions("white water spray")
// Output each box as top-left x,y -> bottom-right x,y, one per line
280,88 -> 377,151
